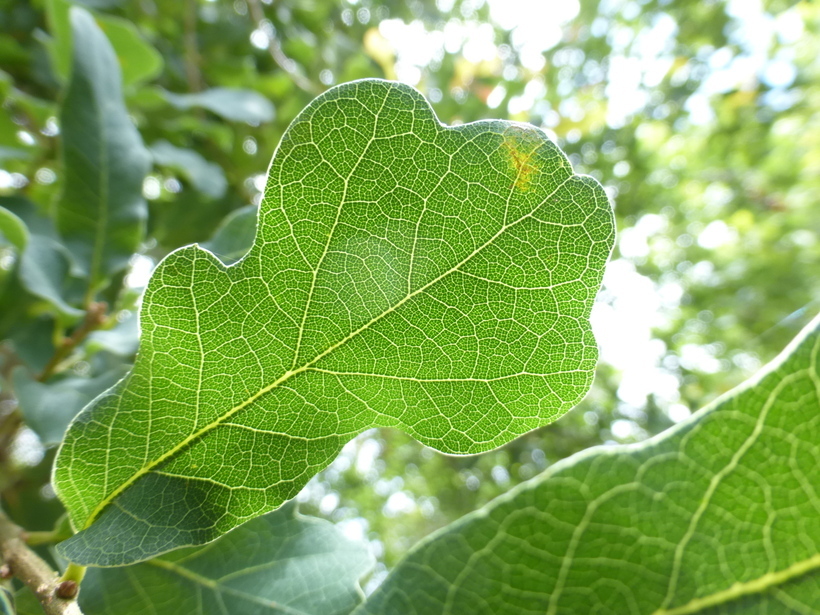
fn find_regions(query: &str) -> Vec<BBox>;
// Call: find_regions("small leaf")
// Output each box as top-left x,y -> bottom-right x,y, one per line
18,235 -> 83,317
163,88 -> 275,123
0,198 -> 84,319
201,204 -> 258,265
56,7 -> 150,294
54,80 -> 614,566
0,205 -> 28,251
356,313 -> 820,615
13,365 -> 129,446
78,504 -> 374,615
150,140 -> 228,199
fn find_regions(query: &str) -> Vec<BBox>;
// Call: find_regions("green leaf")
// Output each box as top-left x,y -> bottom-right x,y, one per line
201,204 -> 258,265
163,88 -> 275,123
0,205 -> 28,251
18,235 -> 84,318
13,365 -> 129,446
150,140 -> 228,199
78,504 -> 373,615
356,313 -> 820,615
54,79 -> 614,566
56,7 -> 150,295
0,198 -> 84,319
46,0 -> 163,87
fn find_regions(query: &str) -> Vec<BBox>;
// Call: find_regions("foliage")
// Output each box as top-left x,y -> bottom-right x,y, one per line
0,0 -> 818,613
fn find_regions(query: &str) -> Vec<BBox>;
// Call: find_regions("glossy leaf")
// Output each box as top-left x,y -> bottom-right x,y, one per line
201,204 -> 258,265
13,365 -> 129,446
77,503 -> 373,615
56,7 -> 150,295
150,140 -> 228,199
163,88 -> 275,123
54,79 -> 614,566
357,313 -> 820,615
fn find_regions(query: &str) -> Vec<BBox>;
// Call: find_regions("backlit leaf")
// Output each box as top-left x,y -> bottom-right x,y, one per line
357,313 -> 820,615
54,79 -> 614,566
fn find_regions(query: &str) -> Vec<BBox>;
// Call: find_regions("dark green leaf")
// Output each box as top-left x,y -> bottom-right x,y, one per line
13,365 -> 129,446
54,80 -> 613,566
78,504 -> 374,615
18,235 -> 83,317
357,313 -> 820,615
56,7 -> 150,295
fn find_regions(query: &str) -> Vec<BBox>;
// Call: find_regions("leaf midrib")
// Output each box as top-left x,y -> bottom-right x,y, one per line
82,155 -> 575,531
146,558 -> 309,615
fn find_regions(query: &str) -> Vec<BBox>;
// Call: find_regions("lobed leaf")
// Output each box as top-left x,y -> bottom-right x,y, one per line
357,313 -> 820,615
54,79 -> 614,566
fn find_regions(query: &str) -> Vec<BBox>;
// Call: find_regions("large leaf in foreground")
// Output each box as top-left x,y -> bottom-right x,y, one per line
56,7 -> 150,295
77,504 -> 373,615
55,79 -> 614,565
358,313 -> 820,615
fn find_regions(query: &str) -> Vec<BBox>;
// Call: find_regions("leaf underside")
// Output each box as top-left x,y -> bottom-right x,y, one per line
77,504 -> 374,615
54,79 -> 614,566
357,314 -> 820,615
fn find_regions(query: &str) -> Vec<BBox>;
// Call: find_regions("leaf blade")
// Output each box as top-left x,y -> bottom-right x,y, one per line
356,313 -> 820,615
56,7 -> 150,294
55,79 -> 614,566
76,505 -> 374,615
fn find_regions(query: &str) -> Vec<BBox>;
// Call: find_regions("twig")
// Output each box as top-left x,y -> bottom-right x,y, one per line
0,510 -> 84,615
37,302 -> 107,382
245,0 -> 319,94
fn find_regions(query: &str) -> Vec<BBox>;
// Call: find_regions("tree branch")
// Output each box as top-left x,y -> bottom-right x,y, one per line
0,511 -> 83,615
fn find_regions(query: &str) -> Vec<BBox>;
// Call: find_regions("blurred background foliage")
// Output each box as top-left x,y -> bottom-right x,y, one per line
0,0 -> 817,591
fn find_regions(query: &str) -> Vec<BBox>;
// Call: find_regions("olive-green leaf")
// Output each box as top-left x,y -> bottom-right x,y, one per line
56,7 -> 150,295
356,313 -> 820,615
77,504 -> 374,615
54,79 -> 614,566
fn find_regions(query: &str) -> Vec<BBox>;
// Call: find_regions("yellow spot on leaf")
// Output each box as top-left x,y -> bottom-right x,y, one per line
500,124 -> 542,192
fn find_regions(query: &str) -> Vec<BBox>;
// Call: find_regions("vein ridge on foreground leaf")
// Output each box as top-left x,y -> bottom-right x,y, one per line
653,553 -> 820,615
81,171 -> 575,530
